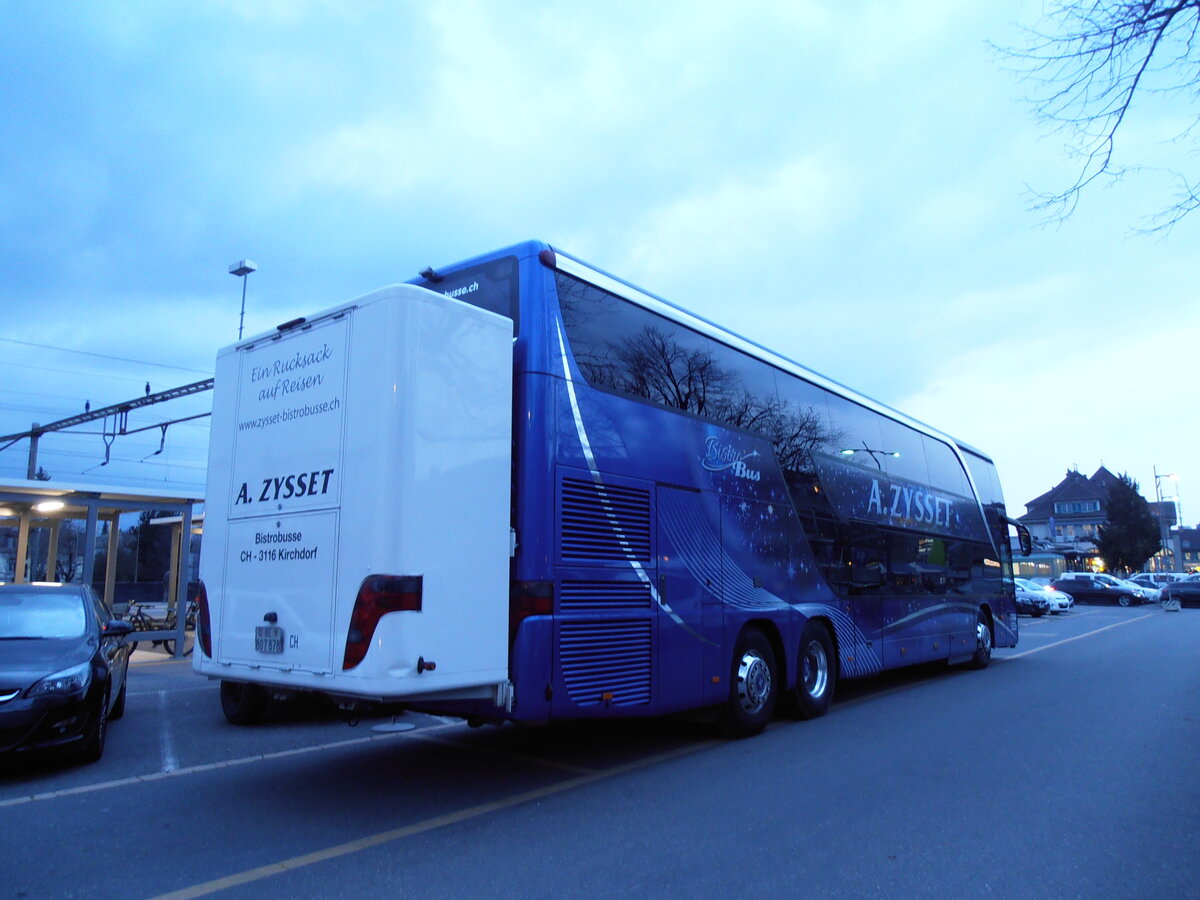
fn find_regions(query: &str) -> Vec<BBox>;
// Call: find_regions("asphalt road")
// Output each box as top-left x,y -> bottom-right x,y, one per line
3,606 -> 1198,899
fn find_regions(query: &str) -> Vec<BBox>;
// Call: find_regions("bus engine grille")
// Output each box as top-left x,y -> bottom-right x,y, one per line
560,477 -> 652,562
559,580 -> 654,612
560,620 -> 652,707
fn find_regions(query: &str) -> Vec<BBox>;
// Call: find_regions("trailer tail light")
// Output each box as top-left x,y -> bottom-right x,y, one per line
343,575 -> 423,670
195,581 -> 212,658
509,580 -> 553,642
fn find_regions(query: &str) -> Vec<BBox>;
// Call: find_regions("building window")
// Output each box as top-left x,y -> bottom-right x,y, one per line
1054,500 -> 1100,514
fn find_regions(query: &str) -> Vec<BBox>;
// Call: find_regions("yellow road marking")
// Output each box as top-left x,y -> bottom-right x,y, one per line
148,738 -> 720,900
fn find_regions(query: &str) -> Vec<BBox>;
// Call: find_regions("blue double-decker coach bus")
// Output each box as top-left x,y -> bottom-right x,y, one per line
199,239 -> 1026,737
415,241 -> 1022,736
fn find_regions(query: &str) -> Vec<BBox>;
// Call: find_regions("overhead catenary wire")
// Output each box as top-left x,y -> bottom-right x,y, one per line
0,336 -> 213,376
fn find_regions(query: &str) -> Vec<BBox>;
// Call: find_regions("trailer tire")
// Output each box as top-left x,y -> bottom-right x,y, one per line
221,680 -> 268,725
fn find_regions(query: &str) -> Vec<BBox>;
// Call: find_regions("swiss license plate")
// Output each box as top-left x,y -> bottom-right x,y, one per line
254,625 -> 284,654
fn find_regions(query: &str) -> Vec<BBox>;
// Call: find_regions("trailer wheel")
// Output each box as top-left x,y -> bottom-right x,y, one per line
719,628 -> 777,738
221,680 -> 268,725
789,621 -> 836,720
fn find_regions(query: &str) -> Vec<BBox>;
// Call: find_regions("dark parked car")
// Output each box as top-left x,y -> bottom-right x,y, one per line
1161,574 -> 1200,608
1049,575 -> 1140,607
0,583 -> 133,763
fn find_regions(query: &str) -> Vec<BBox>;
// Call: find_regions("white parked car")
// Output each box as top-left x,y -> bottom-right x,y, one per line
1015,577 -> 1073,613
1128,572 -> 1182,590
1114,577 -> 1159,603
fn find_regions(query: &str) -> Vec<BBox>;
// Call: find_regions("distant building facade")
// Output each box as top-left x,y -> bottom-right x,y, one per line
1178,527 -> 1200,573
1019,466 -> 1178,571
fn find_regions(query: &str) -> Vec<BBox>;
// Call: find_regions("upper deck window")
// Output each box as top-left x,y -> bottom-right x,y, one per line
415,255 -> 520,329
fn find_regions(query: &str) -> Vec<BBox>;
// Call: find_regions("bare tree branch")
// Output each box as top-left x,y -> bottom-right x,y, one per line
1002,0 -> 1200,227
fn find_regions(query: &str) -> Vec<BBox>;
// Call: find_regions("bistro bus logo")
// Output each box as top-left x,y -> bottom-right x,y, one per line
701,436 -> 761,482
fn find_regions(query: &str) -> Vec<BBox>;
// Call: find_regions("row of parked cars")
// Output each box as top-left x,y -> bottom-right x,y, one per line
1014,570 -> 1200,615
1014,578 -> 1075,616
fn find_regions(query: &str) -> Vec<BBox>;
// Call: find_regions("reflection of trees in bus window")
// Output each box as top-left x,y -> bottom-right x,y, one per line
556,272 -> 837,484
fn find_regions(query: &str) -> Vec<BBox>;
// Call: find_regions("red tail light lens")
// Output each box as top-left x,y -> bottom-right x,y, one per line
195,581 -> 212,658
509,580 -> 553,643
343,575 -> 423,670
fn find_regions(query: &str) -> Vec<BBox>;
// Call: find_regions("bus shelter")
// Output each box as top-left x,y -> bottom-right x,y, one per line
0,478 -> 202,657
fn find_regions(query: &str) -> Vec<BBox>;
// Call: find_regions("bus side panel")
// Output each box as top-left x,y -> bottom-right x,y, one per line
656,484 -> 725,710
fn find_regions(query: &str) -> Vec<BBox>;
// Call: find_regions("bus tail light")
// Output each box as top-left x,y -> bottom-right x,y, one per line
510,580 -> 553,642
195,581 -> 212,658
343,575 -> 423,670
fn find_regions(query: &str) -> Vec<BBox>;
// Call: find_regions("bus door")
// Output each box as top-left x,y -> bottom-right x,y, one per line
657,484 -> 724,709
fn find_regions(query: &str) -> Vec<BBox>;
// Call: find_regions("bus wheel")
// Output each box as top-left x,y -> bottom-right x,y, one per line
968,611 -> 992,670
220,680 -> 268,725
719,628 -> 777,738
789,621 -> 835,720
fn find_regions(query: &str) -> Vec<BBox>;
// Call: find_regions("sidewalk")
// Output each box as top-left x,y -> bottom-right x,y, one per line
129,634 -> 194,664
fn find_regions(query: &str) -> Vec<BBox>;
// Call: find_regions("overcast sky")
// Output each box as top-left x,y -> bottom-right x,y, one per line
1,1 -> 1196,524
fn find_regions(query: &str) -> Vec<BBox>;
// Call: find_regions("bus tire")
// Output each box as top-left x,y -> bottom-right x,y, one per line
719,628 -> 777,739
788,621 -> 836,720
221,680 -> 268,725
968,610 -> 992,670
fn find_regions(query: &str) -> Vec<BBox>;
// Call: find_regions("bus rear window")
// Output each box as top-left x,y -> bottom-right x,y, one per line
414,255 -> 519,328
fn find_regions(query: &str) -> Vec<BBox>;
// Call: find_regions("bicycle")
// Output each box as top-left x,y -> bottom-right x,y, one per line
124,598 -> 196,656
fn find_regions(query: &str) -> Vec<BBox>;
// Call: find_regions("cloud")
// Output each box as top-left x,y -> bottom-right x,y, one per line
604,157 -> 848,293
899,312 -> 1200,517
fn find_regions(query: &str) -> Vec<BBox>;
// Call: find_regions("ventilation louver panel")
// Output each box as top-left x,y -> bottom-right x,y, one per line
560,477 -> 652,562
560,620 -> 652,707
559,580 -> 653,612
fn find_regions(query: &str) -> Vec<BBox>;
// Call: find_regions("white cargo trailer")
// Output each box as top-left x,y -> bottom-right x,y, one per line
195,284 -> 513,722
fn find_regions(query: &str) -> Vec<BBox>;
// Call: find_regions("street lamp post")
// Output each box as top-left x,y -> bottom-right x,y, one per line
1154,467 -> 1179,571
229,259 -> 257,339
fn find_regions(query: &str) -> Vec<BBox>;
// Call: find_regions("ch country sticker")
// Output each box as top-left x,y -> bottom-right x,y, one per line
234,468 -> 335,505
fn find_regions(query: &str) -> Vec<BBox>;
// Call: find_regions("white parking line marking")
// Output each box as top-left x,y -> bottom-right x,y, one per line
129,684 -> 219,697
0,723 -> 457,809
1000,613 -> 1154,660
158,691 -> 179,773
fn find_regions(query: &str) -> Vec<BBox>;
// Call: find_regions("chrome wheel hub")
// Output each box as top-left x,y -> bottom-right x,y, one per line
801,639 -> 828,698
976,620 -> 992,654
736,650 -> 772,715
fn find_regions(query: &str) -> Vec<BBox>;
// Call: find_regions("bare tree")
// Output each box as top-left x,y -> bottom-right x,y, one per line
580,325 -> 735,416
582,325 -> 839,477
1005,1 -> 1200,229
